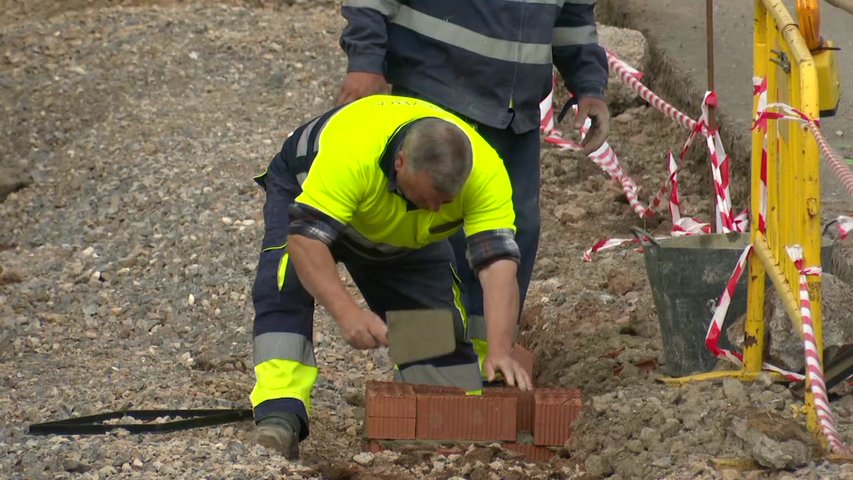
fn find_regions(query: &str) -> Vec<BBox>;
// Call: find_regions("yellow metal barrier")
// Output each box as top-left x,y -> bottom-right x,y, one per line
751,0 -> 824,446
663,0 -> 827,450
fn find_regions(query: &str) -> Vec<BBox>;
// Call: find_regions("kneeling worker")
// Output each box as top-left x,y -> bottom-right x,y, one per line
249,95 -> 531,458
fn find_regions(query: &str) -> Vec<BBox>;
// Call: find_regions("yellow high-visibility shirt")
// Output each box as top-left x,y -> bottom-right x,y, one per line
284,95 -> 517,264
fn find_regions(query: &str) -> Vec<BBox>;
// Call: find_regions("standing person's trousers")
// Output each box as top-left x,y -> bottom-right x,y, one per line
250,153 -> 483,439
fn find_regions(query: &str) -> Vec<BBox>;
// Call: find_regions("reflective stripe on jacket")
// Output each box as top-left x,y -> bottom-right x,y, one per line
340,0 -> 608,133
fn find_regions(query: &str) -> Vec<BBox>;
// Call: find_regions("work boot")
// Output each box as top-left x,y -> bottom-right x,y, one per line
253,414 -> 300,459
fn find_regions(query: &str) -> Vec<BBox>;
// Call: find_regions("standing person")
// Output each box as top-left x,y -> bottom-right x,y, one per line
337,0 -> 611,367
250,95 -> 532,459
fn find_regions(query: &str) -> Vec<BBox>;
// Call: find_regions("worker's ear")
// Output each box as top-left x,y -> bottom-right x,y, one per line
394,151 -> 405,171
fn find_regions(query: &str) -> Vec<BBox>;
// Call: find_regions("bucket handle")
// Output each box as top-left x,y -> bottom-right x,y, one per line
630,226 -> 662,248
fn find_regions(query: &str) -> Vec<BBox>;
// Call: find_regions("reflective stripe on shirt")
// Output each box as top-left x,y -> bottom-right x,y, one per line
391,5 -> 552,65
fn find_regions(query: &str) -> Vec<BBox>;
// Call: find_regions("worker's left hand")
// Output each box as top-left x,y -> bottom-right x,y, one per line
335,72 -> 389,106
483,352 -> 533,391
574,96 -> 610,156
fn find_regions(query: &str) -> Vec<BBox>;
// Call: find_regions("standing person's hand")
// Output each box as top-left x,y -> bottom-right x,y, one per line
483,351 -> 533,391
574,96 -> 610,155
336,309 -> 389,349
335,72 -> 390,106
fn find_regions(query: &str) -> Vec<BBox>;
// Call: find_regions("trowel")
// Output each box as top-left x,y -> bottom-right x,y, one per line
386,309 -> 457,365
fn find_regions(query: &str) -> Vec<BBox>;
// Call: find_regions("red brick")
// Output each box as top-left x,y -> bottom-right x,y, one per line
416,395 -> 517,441
365,381 -> 416,419
503,443 -> 554,463
365,417 -> 417,440
411,383 -> 466,395
533,389 -> 583,446
483,388 -> 534,433
362,440 -> 383,453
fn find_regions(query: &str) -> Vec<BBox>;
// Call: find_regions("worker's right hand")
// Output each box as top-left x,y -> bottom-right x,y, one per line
336,309 -> 389,350
335,72 -> 389,106
483,352 -> 533,392
574,96 -> 610,155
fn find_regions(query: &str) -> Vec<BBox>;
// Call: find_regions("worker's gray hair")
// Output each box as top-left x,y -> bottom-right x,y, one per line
401,118 -> 473,196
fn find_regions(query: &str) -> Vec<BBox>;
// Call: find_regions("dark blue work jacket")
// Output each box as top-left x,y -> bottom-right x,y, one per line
340,0 -> 609,133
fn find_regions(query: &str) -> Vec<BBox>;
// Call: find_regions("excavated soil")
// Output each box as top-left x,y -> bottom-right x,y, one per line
1,2 -> 851,479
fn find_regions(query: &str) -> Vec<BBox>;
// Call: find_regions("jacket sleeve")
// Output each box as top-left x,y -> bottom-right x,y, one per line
460,144 -> 520,271
339,0 -> 403,74
552,1 -> 608,99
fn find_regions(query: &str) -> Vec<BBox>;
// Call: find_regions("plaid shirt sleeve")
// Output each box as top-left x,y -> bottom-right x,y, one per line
288,202 -> 346,245
465,228 -> 520,271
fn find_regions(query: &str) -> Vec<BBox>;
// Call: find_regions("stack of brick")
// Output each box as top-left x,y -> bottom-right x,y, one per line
364,381 -> 583,462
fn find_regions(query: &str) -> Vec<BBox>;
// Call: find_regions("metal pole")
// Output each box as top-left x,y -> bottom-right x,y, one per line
707,0 -> 719,230
706,0 -> 717,131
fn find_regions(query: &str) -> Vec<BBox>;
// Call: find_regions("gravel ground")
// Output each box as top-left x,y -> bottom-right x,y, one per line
1,2 -> 851,479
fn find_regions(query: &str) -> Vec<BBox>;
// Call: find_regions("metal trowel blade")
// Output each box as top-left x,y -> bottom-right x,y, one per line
386,309 -> 456,366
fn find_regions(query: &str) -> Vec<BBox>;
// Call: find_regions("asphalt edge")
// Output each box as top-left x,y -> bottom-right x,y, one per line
597,1 -> 752,206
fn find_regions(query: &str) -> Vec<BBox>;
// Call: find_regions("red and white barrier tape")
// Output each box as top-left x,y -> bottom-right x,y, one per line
754,101 -> 853,203
704,245 -> 753,366
575,56 -> 850,451
703,245 -> 805,382
539,89 -> 650,218
648,125 -> 703,215
605,49 -> 698,131
753,93 -> 853,243
700,92 -> 738,233
547,50 -> 748,260
837,215 -> 853,239
752,77 -> 770,234
582,237 -> 637,262
667,151 -> 682,221
672,217 -> 712,237
786,246 -> 850,454
540,50 -> 705,225
705,242 -> 853,454
540,76 -> 583,151
580,116 -> 649,219
581,149 -> 709,261
807,119 -> 853,202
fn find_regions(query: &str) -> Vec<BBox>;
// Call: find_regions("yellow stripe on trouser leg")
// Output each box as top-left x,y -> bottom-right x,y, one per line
277,251 -> 290,291
473,338 -> 489,378
450,264 -> 488,379
250,359 -> 318,414
467,314 -> 490,378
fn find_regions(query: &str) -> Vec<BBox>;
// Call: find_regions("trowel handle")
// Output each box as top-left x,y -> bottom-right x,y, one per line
629,226 -> 661,247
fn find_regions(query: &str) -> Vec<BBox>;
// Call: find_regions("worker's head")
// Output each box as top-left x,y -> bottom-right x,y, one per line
395,118 -> 473,212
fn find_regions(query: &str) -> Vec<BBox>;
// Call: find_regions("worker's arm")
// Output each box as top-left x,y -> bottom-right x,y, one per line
459,140 -> 530,389
465,229 -> 530,391
288,233 -> 388,350
552,2 -> 610,154
478,259 -> 532,391
287,136 -> 387,349
337,0 -> 401,104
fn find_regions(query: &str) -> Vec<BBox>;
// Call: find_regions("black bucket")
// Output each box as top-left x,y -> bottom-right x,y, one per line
636,229 -> 833,377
